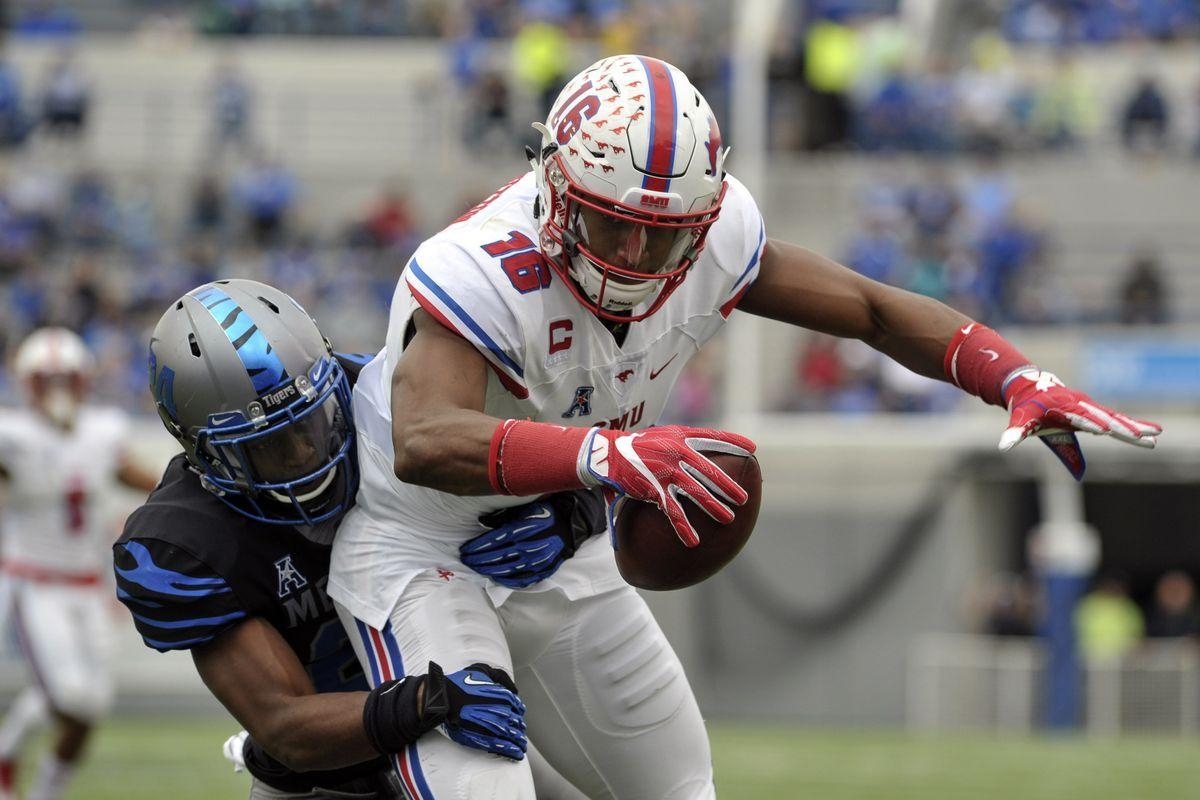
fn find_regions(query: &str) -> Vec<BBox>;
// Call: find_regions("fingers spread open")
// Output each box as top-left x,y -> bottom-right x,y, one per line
661,492 -> 702,548
1064,412 -> 1105,435
675,449 -> 748,506
673,469 -> 736,525
1112,411 -> 1163,438
684,435 -> 755,459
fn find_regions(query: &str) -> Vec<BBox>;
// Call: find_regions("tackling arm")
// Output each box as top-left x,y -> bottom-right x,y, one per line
192,617 -> 377,772
194,617 -> 528,772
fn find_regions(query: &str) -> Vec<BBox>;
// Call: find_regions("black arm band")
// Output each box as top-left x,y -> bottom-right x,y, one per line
362,674 -> 441,755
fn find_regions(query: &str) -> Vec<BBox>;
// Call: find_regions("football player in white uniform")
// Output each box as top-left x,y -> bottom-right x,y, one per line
329,55 -> 1161,798
0,328 -> 158,800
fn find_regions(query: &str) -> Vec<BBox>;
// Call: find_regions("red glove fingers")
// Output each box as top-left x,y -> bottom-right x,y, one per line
581,425 -> 756,547
489,420 -> 757,546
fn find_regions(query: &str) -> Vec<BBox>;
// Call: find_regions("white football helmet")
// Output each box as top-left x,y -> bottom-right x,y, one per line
532,54 -> 728,322
13,327 -> 95,428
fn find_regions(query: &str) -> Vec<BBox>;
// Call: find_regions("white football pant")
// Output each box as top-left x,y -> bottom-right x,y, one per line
0,579 -> 114,722
337,572 -> 715,800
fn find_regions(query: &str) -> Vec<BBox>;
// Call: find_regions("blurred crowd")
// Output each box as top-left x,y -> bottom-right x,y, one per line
0,158 -> 414,412
178,0 -> 697,41
0,50 -> 427,411
0,1 -> 1193,419
974,570 -> 1200,657
777,153 -> 1177,414
13,2 -> 1200,158
1004,0 -> 1200,44
185,1 -> 1200,159
787,16 -> 1200,155
175,1 -> 1200,45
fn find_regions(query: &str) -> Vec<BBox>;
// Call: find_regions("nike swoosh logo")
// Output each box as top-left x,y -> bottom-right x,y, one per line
960,323 -> 978,337
980,348 -> 999,362
462,675 -> 494,686
649,354 -> 678,380
525,507 -> 552,520
615,434 -> 665,503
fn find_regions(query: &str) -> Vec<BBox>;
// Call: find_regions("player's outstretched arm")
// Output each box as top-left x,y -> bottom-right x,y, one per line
739,239 -> 967,378
193,617 -> 528,772
394,310 -> 756,544
738,239 -> 1160,478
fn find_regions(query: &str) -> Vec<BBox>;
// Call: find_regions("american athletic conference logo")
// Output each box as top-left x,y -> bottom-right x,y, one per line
275,555 -> 308,598
562,385 -> 594,418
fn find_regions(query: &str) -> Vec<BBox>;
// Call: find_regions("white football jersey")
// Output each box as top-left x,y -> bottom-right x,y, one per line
0,407 -> 131,575
329,172 -> 764,628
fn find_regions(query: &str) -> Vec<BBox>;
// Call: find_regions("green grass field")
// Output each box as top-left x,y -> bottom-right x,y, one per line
37,717 -> 1200,799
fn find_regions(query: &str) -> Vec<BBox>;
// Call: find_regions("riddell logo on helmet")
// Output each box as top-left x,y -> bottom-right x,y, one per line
640,195 -> 670,209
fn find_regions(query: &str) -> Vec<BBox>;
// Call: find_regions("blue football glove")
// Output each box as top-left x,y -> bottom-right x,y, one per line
462,491 -> 605,589
426,661 -> 527,761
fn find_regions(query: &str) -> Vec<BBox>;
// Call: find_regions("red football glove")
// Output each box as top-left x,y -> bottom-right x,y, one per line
578,426 -> 756,547
999,368 -> 1162,479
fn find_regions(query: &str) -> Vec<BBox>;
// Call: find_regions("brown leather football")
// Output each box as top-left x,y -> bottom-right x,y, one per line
613,453 -> 762,591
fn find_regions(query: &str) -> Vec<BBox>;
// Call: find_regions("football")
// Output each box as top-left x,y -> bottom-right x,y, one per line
613,452 -> 762,591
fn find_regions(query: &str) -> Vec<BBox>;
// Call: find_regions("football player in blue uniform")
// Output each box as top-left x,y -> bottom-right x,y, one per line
114,280 -> 599,799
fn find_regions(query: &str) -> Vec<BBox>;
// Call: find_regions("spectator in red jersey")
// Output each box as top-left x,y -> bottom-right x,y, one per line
362,185 -> 419,252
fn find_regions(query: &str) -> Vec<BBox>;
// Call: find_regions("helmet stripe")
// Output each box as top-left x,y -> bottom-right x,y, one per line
638,56 -> 677,193
191,286 -> 289,394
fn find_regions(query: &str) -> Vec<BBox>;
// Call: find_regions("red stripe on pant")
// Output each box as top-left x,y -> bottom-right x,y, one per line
369,626 -> 427,800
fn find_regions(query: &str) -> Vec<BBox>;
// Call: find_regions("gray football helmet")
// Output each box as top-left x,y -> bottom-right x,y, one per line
148,279 -> 356,525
